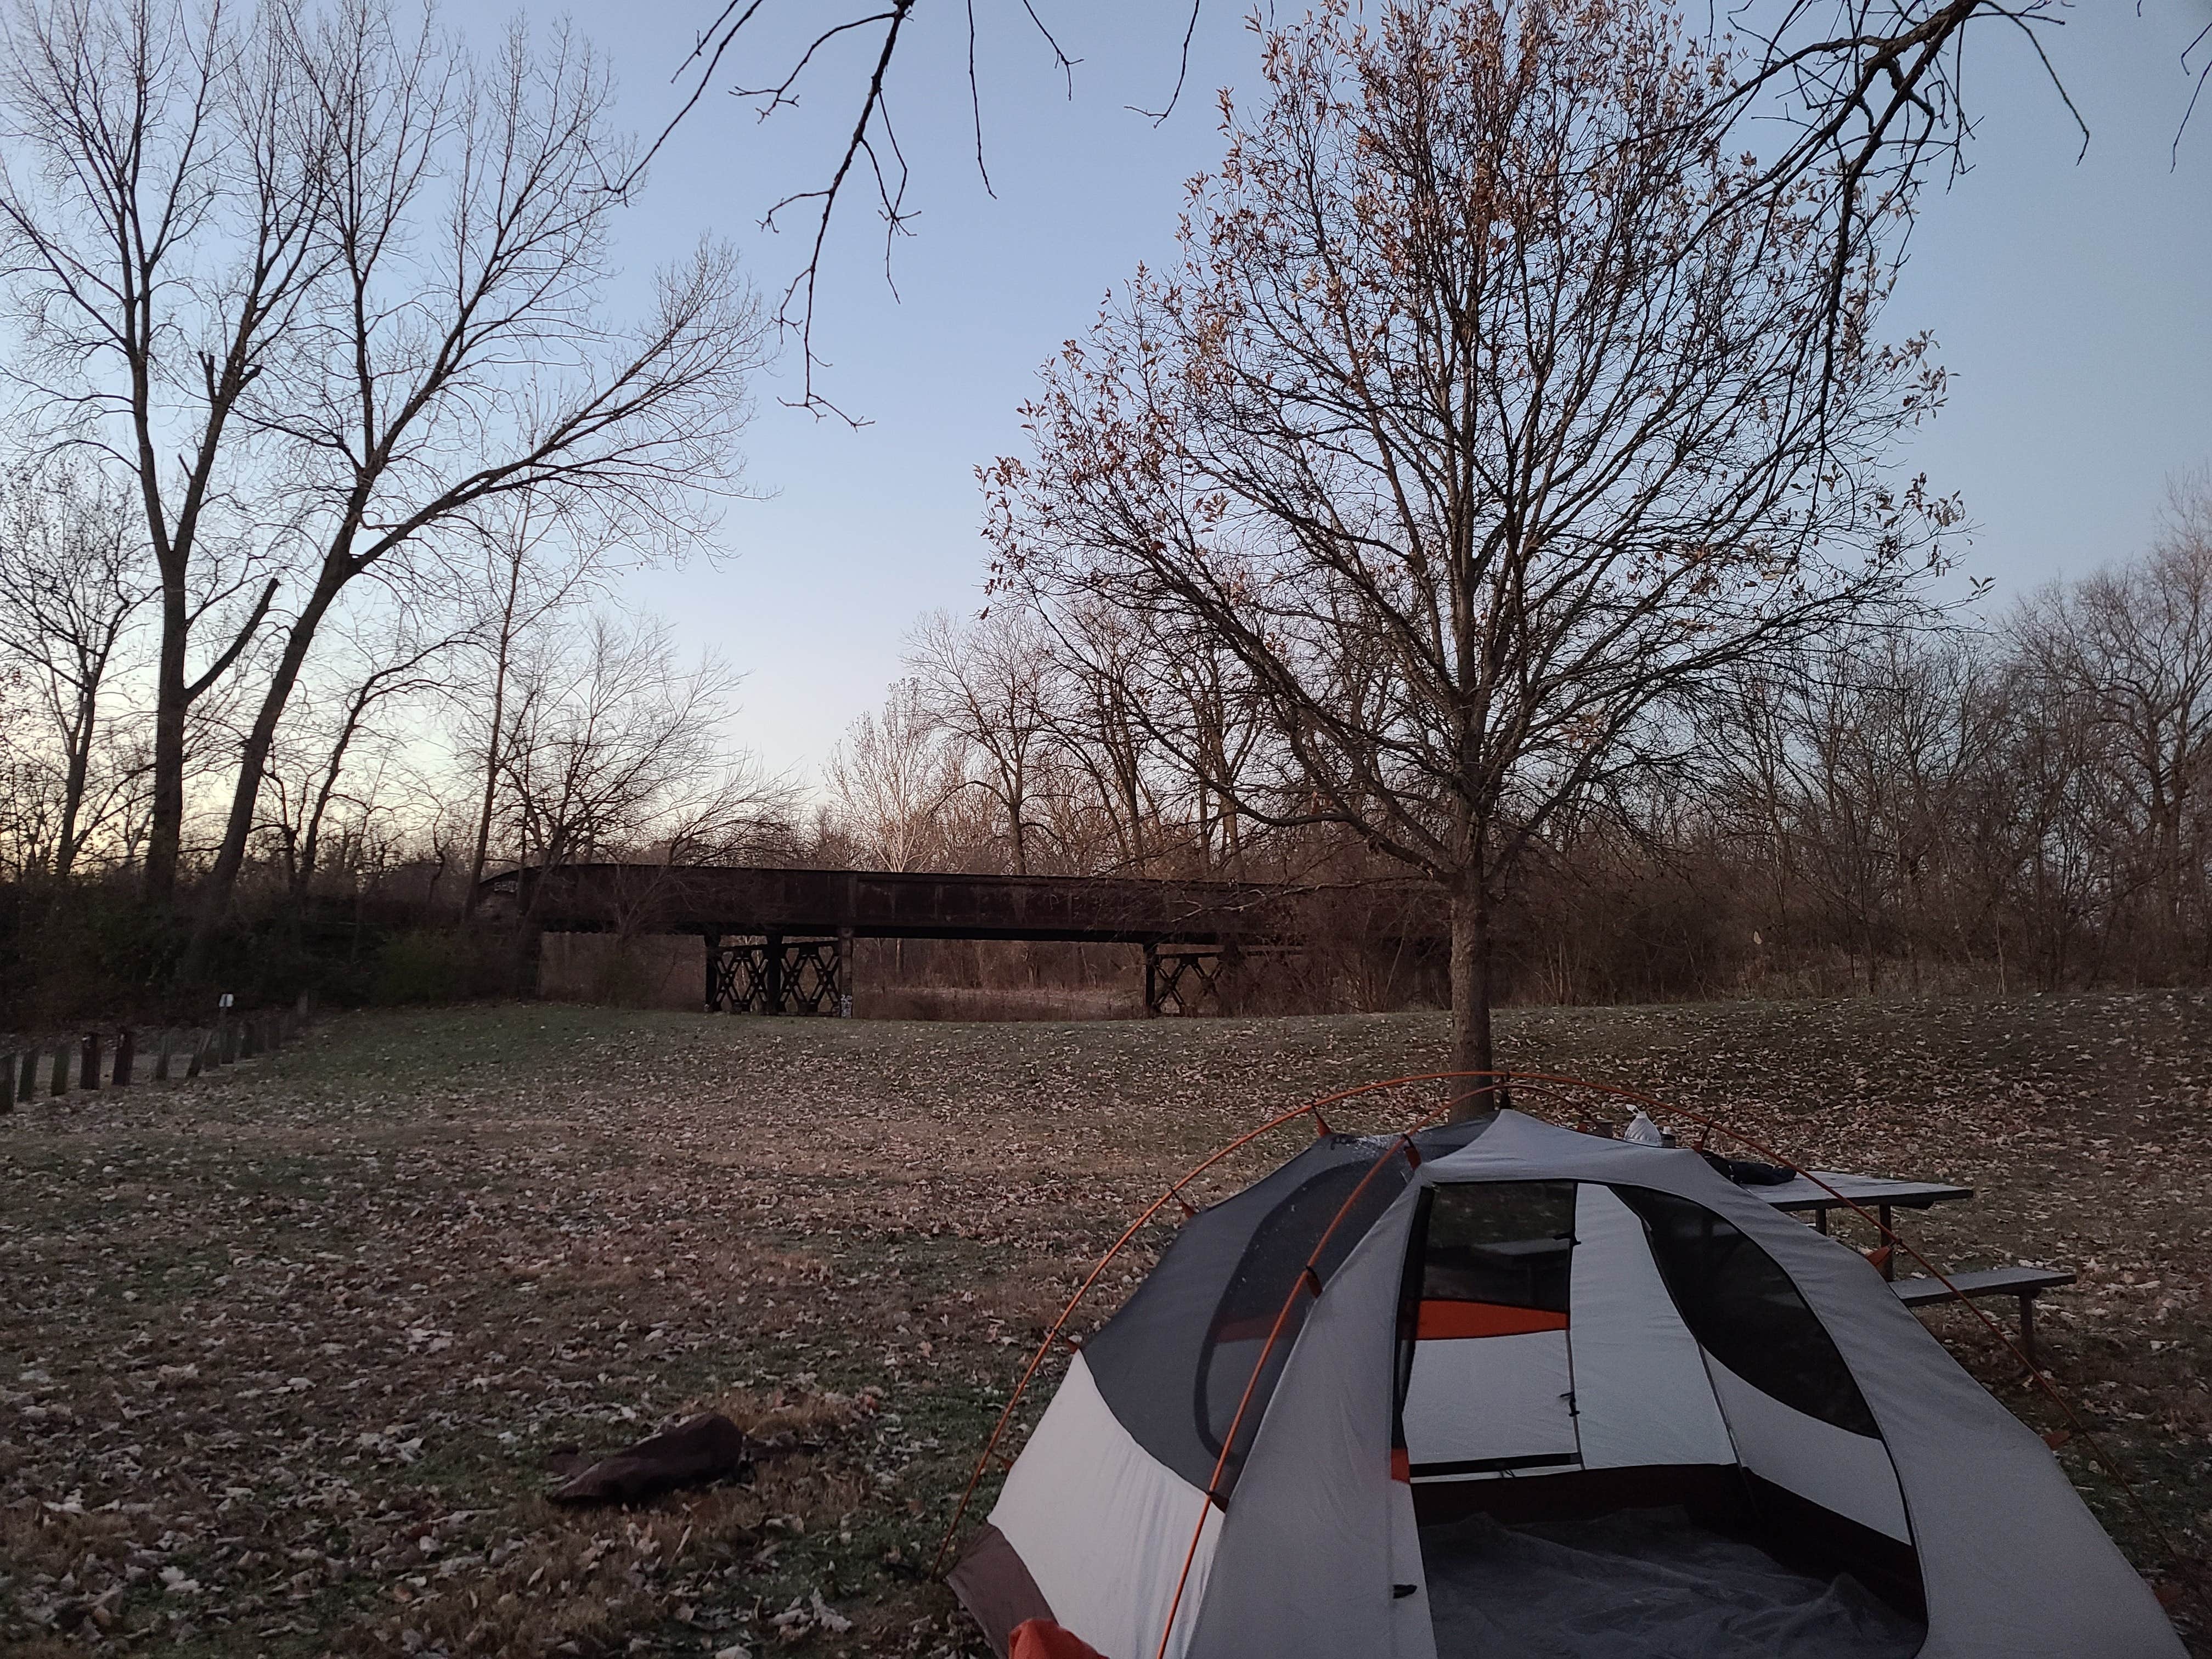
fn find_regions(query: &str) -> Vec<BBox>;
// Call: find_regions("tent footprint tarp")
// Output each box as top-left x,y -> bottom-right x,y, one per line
1421,1507 -> 1923,1659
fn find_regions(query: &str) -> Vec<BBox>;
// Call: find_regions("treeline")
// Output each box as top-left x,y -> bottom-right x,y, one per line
0,0 -> 780,1025
15,473 -> 2203,1024
0,546 -> 802,1016
825,478 -> 2212,1007
5,0 -> 2206,1033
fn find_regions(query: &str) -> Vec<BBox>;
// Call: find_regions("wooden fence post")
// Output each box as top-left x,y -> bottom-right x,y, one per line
15,1047 -> 33,1105
240,1018 -> 257,1059
186,1031 -> 207,1078
153,1030 -> 172,1082
49,1047 -> 67,1097
80,1032 -> 100,1091
113,1029 -> 134,1087
1,1051 -> 15,1113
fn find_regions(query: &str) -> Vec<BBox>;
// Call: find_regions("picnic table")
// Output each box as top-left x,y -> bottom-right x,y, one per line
1759,1171 -> 1974,1271
1756,1169 -> 2070,1364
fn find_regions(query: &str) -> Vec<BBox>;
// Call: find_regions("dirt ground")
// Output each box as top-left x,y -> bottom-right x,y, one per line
3,995 -> 2208,1657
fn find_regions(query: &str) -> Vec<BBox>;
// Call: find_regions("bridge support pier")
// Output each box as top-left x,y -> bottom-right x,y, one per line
706,933 -> 847,1015
1143,944 -> 1226,1017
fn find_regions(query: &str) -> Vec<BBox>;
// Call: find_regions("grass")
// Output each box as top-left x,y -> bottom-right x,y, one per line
2,994 -> 2207,1656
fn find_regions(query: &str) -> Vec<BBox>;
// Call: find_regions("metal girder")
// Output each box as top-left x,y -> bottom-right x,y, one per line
706,933 -> 846,1016
1143,945 -> 1224,1018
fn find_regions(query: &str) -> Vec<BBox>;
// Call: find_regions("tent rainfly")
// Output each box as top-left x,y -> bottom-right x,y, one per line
949,1111 -> 2186,1659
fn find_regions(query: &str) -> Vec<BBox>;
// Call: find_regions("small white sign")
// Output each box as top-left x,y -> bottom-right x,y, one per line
218,994 -> 234,1009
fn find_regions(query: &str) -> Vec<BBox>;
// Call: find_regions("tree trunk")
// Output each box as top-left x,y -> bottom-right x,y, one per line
1448,877 -> 1497,1120
465,548 -> 527,915
143,579 -> 190,902
187,572 -> 341,962
53,685 -> 94,879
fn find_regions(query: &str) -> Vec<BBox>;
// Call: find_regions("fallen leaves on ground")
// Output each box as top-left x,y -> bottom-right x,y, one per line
0,993 -> 2205,1655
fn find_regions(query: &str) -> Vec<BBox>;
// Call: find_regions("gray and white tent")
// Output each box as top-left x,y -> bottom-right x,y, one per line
950,1110 -> 2184,1659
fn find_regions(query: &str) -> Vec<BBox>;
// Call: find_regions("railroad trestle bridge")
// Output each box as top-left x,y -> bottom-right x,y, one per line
483,862 -> 1445,1017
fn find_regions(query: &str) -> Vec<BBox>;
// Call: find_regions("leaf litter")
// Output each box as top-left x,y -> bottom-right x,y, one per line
0,994 -> 2205,1655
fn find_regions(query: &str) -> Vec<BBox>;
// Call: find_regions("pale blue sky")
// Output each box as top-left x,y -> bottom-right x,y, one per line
458,2 -> 2212,783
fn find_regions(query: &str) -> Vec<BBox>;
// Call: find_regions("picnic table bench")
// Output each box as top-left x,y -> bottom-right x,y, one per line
1754,1172 -> 2072,1367
1891,1266 -> 2076,1365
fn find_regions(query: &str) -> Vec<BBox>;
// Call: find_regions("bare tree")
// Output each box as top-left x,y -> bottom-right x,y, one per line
1158,632 -> 1261,876
497,612 -> 789,878
664,1 -> 2203,414
0,653 -> 49,878
0,0 -> 771,943
1715,633 -> 2000,991
187,3 -> 768,956
1030,599 -> 1166,873
2008,475 -> 2212,974
256,601 -> 458,896
458,498 -> 620,912
987,0 -> 1953,1092
825,676 -> 960,872
0,0 -> 307,899
905,607 -> 1055,874
0,465 -> 153,877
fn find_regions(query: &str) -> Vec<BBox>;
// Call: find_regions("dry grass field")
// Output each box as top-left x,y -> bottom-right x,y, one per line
3,995 -> 2208,1657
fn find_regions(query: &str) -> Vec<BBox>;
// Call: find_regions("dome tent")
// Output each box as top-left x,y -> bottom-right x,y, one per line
947,1109 -> 2185,1659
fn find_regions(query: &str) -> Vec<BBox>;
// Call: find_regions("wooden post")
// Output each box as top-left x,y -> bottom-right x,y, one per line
113,1029 -> 134,1087
50,1046 -> 68,1097
187,1031 -> 208,1077
15,1047 -> 34,1104
240,1018 -> 258,1059
154,1030 -> 173,1082
218,1020 -> 235,1065
1,1051 -> 14,1113
704,933 -> 721,1012
1143,943 -> 1159,1018
80,1031 -> 101,1091
838,927 -> 855,1018
765,930 -> 785,1015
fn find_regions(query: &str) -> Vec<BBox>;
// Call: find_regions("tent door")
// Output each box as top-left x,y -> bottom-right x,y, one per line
1397,1182 -> 1582,1481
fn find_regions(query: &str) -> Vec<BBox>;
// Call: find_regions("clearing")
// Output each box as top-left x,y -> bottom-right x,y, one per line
2,995 -> 2207,1656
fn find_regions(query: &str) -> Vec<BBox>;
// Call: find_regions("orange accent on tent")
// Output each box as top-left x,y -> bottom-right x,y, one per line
1210,1315 -> 1289,1343
1010,1618 -> 1108,1659
933,1071 -> 1509,1581
1390,1446 -> 1410,1483
1416,1299 -> 1568,1340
